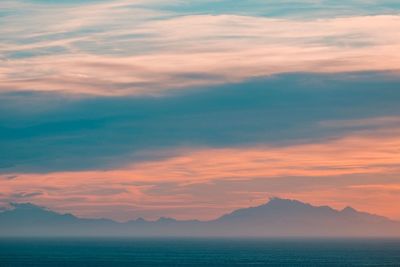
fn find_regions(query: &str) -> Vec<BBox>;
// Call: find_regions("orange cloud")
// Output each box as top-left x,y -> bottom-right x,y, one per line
1,131 -> 400,221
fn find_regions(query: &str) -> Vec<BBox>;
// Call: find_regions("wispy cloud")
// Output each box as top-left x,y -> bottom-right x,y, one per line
1,0 -> 400,95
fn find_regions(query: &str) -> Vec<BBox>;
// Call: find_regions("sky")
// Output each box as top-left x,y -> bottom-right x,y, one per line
0,0 -> 400,221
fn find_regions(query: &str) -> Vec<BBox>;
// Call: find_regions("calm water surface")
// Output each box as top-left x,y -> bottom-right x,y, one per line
0,238 -> 399,266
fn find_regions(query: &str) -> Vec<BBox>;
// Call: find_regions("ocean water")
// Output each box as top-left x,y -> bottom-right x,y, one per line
0,238 -> 399,266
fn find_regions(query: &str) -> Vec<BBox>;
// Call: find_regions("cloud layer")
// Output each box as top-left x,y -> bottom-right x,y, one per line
2,131 -> 400,221
1,0 -> 400,95
1,0 -> 400,221
1,72 -> 400,173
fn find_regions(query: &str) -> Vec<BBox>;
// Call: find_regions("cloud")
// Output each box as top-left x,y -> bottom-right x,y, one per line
1,72 -> 400,173
2,175 -> 18,180
123,132 -> 400,182
15,0 -> 400,18
1,0 -> 400,96
11,191 -> 42,198
1,132 -> 400,220
158,0 -> 400,18
319,116 -> 400,129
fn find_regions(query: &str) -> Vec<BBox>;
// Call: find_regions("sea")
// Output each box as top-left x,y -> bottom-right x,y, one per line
0,238 -> 399,266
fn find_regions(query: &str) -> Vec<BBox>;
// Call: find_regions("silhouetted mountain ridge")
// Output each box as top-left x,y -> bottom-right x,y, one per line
1,198 -> 399,237
218,198 -> 389,223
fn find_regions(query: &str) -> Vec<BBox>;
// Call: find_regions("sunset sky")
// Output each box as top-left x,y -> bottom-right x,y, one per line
1,0 -> 400,221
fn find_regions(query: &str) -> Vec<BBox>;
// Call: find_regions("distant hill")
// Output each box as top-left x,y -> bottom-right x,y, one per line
1,198 -> 399,237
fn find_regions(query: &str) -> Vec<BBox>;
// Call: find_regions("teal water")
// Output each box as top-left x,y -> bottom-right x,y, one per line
0,238 -> 399,266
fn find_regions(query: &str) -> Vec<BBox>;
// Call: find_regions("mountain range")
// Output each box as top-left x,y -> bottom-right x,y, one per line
1,198 -> 399,237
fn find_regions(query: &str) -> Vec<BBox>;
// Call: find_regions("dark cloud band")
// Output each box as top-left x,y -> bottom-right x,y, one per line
1,72 -> 399,173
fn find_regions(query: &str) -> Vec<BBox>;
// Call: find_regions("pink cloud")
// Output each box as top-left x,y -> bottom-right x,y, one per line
1,14 -> 400,96
1,129 -> 400,221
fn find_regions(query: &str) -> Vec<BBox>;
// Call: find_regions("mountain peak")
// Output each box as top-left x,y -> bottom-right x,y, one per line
10,202 -> 47,211
341,206 -> 357,213
268,197 -> 302,204
266,197 -> 310,208
5,202 -> 77,221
